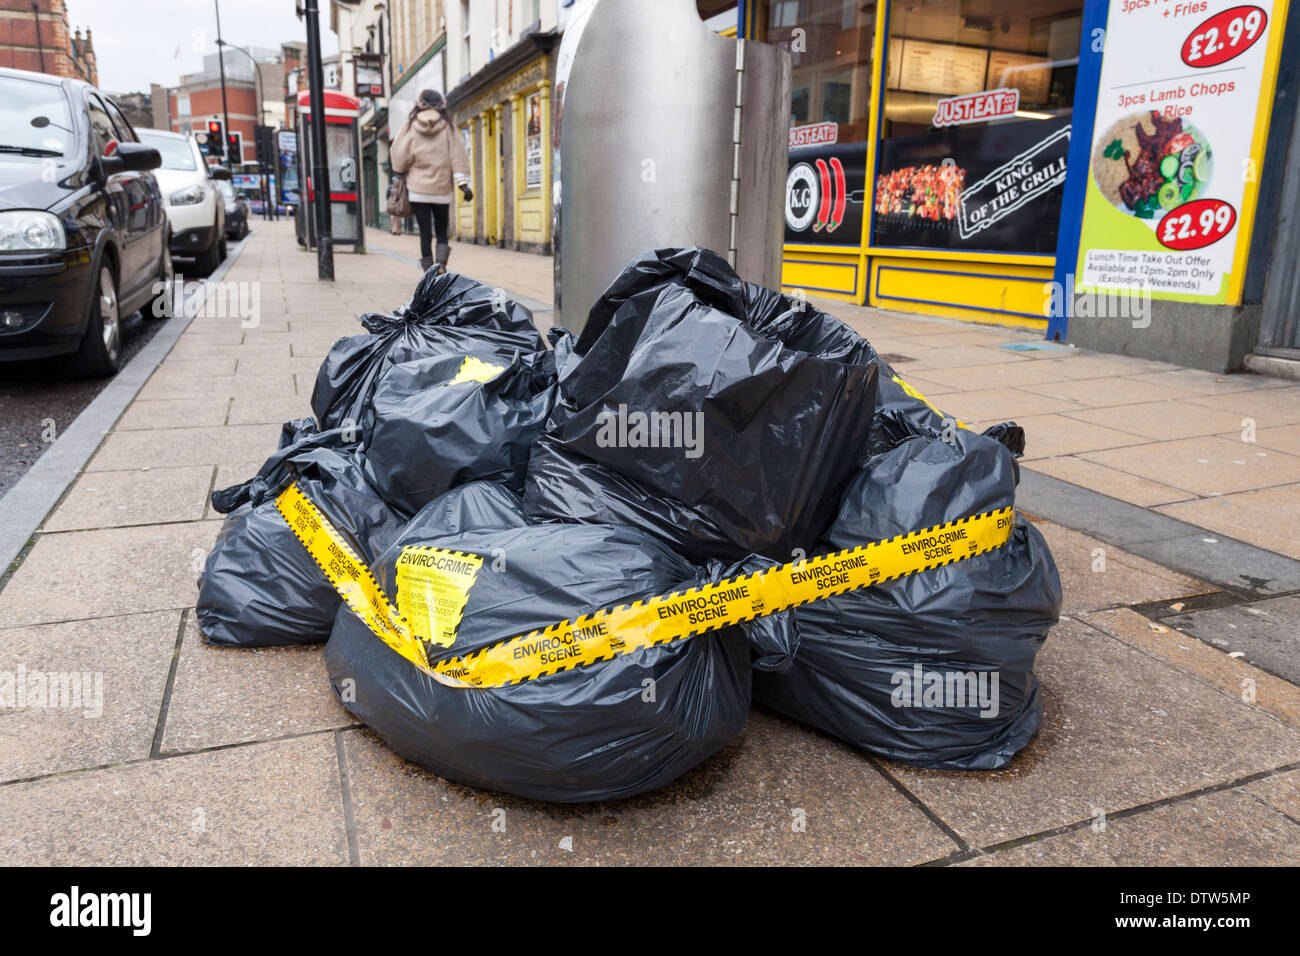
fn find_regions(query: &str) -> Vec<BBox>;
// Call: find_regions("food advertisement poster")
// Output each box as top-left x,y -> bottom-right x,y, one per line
1076,1 -> 1286,304
872,115 -> 1071,254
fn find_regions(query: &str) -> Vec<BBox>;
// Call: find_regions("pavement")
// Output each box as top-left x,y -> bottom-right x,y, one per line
0,218 -> 1297,866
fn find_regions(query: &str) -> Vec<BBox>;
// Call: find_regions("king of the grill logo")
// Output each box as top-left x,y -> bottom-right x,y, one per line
609,636 -> 626,652
968,539 -> 979,554
867,567 -> 881,582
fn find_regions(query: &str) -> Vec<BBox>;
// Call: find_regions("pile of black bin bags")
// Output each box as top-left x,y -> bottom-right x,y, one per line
195,247 -> 1061,803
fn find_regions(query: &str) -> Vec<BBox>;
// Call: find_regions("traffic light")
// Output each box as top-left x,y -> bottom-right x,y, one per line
226,132 -> 241,165
254,124 -> 275,170
206,120 -> 223,157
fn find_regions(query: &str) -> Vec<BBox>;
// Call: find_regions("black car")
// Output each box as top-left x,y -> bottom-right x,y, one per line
218,179 -> 250,240
0,67 -> 171,376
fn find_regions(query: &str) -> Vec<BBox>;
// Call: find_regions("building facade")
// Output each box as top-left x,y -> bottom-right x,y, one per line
445,14 -> 558,254
332,0 -> 404,229
167,47 -> 285,167
327,0 -> 1298,371
0,0 -> 96,83
731,0 -> 1299,371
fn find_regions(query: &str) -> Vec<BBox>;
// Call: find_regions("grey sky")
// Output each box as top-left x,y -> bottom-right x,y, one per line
64,0 -> 339,94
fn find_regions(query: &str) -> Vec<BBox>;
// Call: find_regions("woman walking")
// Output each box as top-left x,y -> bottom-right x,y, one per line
391,89 -> 472,273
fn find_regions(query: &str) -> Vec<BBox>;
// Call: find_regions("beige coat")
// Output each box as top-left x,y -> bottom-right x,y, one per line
391,109 -> 470,202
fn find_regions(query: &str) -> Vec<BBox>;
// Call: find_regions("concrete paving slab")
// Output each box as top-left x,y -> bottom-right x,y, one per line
0,734 -> 349,865
151,357 -> 238,379
882,618 -> 1300,847
1023,376 -> 1202,408
342,711 -> 960,866
1155,485 -> 1300,560
942,387 -> 1085,422
1186,387 -> 1300,423
1066,400 -> 1278,440
1080,608 -> 1300,729
226,391 -> 313,427
1160,595 -> 1300,685
1137,532 -> 1300,597
1024,457 -> 1195,507
136,371 -> 295,402
1003,414 -> 1150,459
0,521 -> 222,626
1082,436 -> 1300,496
918,362 -> 1074,390
963,783 -> 1299,864
116,398 -> 230,431
1031,520 -> 1212,613
1021,355 -> 1179,380
1129,367 -> 1291,394
167,343 -> 289,362
905,346 -> 1035,370
1241,768 -> 1300,819
0,610 -> 180,782
233,355 -> 325,376
86,423 -> 281,472
43,465 -> 212,532
1249,424 -> 1300,456
161,617 -> 351,753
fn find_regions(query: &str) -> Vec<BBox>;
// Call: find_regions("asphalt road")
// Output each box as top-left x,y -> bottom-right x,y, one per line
0,257 -> 229,499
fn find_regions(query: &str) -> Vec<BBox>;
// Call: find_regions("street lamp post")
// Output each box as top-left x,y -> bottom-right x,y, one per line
304,0 -> 334,280
214,0 -> 233,167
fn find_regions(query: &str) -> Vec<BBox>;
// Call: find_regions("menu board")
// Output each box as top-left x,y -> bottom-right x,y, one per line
1076,0 -> 1282,304
897,40 -> 988,96
986,51 -> 1052,106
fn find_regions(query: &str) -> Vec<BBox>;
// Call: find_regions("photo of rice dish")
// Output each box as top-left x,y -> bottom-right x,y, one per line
1092,110 -> 1213,222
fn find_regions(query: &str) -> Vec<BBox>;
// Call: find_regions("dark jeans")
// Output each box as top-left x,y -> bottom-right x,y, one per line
411,201 -> 450,259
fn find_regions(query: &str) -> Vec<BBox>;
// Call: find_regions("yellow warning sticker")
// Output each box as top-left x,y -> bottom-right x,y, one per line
277,481 -> 1015,691
395,547 -> 484,648
448,355 -> 507,386
892,374 -> 969,431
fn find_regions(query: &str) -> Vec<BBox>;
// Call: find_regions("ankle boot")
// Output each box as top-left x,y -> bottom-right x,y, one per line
435,242 -> 451,275
419,255 -> 434,272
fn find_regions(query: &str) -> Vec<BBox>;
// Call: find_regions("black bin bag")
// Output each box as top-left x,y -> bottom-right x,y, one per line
523,247 -> 879,563
324,480 -> 798,802
360,349 -> 557,514
197,419 -> 406,648
753,426 -> 1062,770
312,270 -> 546,430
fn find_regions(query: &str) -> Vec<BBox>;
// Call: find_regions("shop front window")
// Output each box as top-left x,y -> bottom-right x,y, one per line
873,0 -> 1082,254
772,0 -> 876,247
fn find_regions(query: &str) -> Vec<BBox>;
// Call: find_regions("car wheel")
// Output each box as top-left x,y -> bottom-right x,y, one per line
218,232 -> 228,261
196,232 -> 221,275
147,235 -> 175,320
62,265 -> 122,378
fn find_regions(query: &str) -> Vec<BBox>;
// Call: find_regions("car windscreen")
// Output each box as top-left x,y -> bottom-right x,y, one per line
137,131 -> 197,170
0,76 -> 73,156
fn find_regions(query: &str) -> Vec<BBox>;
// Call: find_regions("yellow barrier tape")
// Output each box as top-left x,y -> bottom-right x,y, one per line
892,374 -> 969,431
276,482 -> 1014,690
276,483 -> 429,673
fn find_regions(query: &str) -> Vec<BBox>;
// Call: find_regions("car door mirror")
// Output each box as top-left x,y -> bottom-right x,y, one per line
101,142 -> 161,175
208,164 -> 233,181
